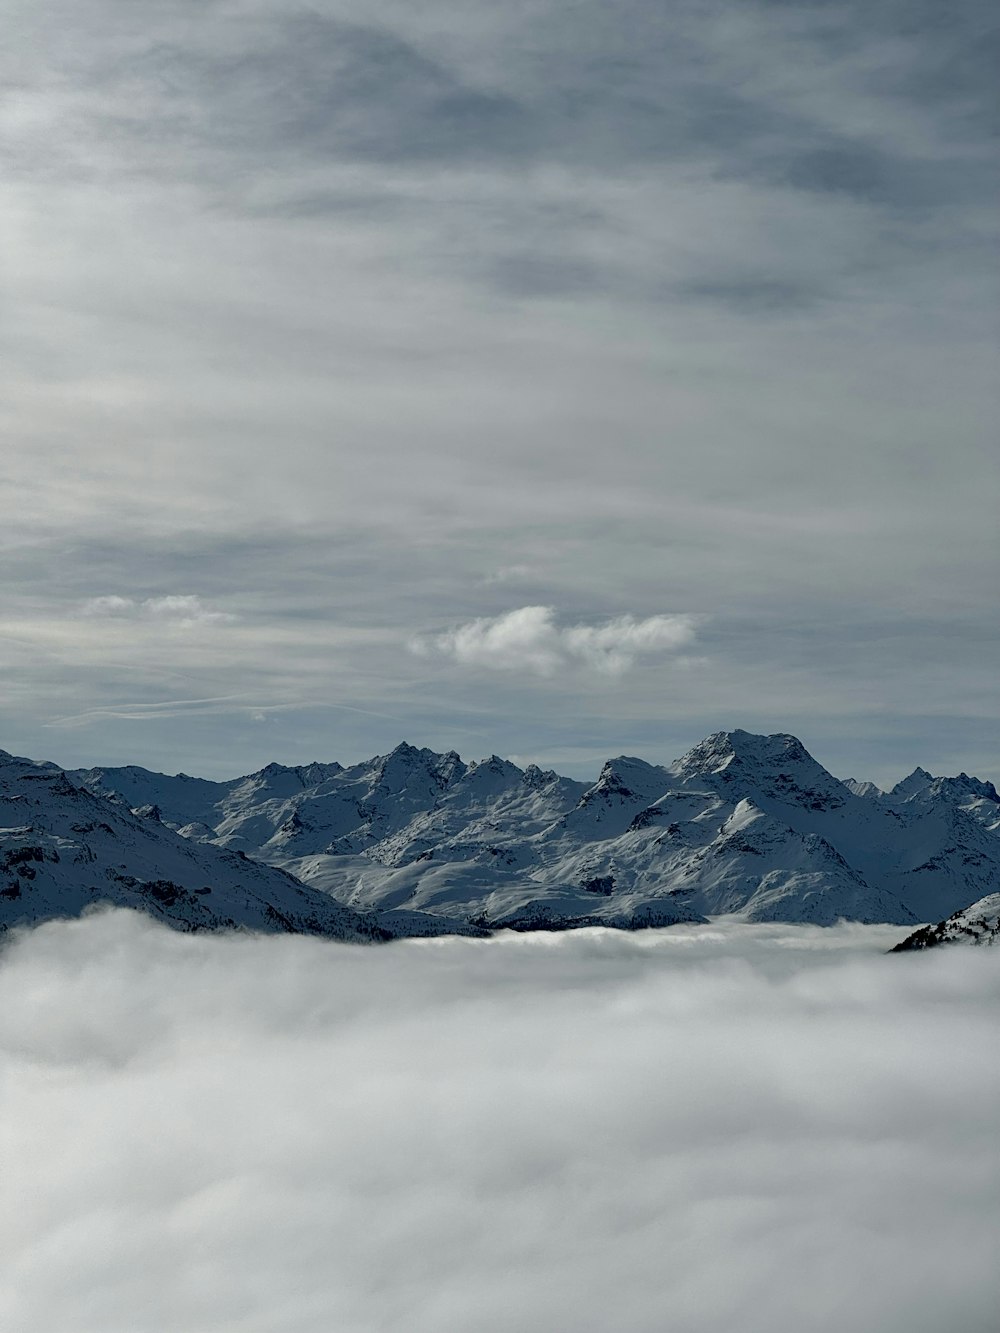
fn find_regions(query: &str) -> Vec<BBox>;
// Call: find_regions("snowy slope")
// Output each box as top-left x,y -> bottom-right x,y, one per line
70,731 -> 1000,933
650,731 -> 1000,924
0,751 -> 388,941
891,893 -> 1000,951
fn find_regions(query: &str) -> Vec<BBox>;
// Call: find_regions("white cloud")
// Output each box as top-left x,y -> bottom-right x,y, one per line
80,595 -> 135,617
483,565 -> 534,585
562,613 -> 697,674
419,606 -> 698,676
80,595 -> 235,627
1,912 -> 997,1333
143,595 -> 235,626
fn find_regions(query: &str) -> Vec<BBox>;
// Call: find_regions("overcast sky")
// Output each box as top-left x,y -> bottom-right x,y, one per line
3,0 -> 998,784
3,912 -> 999,1333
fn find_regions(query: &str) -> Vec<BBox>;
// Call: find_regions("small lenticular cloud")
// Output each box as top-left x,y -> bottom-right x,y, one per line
80,595 -> 235,626
483,564 -> 534,584
143,595 -> 235,625
417,606 -> 698,676
80,595 -> 136,616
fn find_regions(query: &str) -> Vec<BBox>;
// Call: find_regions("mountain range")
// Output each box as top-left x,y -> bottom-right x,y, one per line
2,729 -> 998,940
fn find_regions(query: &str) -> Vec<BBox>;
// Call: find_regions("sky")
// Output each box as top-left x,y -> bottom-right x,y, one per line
3,910 -> 999,1333
3,0 -> 998,785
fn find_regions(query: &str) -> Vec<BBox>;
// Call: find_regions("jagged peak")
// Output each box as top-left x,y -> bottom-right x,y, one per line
233,760 -> 306,790
927,773 -> 1000,803
573,756 -> 668,811
600,754 -> 660,772
467,754 -> 521,776
671,730 -> 816,778
666,730 -> 849,812
373,740 -> 443,770
594,755 -> 664,789
889,767 -> 935,799
366,743 -> 469,796
430,749 -> 466,785
296,760 -> 344,782
386,741 -> 422,759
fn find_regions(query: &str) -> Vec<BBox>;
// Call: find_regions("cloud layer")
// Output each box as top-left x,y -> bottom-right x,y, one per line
1,0 -> 996,781
416,606 -> 698,675
2,911 -> 998,1333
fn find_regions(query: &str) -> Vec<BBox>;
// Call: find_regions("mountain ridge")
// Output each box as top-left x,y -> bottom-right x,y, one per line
0,748 -> 468,942
33,730 -> 996,936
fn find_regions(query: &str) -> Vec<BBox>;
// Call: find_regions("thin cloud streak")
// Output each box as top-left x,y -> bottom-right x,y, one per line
44,697 -> 405,731
44,695 -> 259,728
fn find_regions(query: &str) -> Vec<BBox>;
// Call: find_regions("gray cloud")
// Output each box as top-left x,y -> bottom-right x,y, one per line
675,274 -> 823,314
93,16 -> 532,168
756,0 -> 999,127
0,0 -> 997,782
2,911 -> 998,1333
17,1 -> 996,215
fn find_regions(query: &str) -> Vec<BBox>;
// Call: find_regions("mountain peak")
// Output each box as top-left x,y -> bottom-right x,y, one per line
469,754 -> 520,775
598,754 -> 661,780
671,730 -> 812,778
372,741 -> 431,774
668,731 -> 848,811
929,773 -> 1000,803
375,741 -> 463,772
461,754 -> 523,792
369,742 -> 468,798
670,731 -> 738,777
889,767 -> 935,800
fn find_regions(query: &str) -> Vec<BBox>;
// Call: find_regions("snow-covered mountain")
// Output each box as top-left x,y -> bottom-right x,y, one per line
845,766 -> 1000,833
891,893 -> 1000,951
68,730 -> 1000,933
0,749 -> 401,941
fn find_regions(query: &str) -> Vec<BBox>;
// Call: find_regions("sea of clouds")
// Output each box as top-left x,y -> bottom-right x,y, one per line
2,911 -> 998,1333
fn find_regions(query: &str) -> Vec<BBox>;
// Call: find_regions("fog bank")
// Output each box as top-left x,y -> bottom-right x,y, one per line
2,913 -> 998,1333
